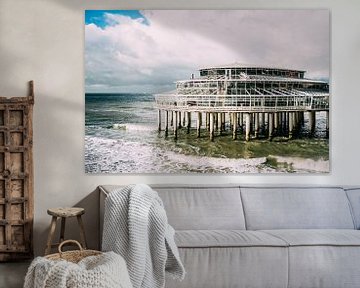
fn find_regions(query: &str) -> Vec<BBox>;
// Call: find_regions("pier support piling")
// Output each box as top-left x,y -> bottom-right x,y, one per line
265,113 -> 269,127
219,113 -> 224,133
254,113 -> 259,138
268,113 -> 274,140
215,113 -> 219,131
301,111 -> 304,124
288,112 -> 293,139
187,112 -> 191,134
197,112 -> 201,138
165,110 -> 169,137
232,113 -> 237,140
209,112 -> 215,141
174,111 -> 178,140
309,111 -> 316,136
206,113 -> 210,131
274,112 -> 279,135
158,110 -> 161,132
278,112 -> 283,134
245,113 -> 251,141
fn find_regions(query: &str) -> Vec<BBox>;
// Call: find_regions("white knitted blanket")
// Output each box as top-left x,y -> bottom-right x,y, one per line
24,251 -> 133,288
102,184 -> 185,288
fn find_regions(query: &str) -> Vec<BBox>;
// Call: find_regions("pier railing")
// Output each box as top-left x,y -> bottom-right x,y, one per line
154,93 -> 329,112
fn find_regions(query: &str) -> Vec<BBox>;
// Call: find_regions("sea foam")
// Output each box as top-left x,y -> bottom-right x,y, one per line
112,123 -> 155,132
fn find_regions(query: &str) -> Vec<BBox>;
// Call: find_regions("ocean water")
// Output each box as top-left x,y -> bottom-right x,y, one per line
85,93 -> 329,173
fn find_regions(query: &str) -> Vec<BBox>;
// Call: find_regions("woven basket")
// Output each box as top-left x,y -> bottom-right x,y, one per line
45,240 -> 102,263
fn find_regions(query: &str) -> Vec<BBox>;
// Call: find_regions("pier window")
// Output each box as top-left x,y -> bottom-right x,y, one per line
247,68 -> 256,75
200,70 -> 208,77
231,69 -> 240,78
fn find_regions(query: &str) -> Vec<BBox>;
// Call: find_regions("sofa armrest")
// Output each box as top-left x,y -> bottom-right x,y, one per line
99,186 -> 109,250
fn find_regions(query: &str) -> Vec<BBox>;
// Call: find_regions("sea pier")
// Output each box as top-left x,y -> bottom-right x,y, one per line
155,64 -> 329,141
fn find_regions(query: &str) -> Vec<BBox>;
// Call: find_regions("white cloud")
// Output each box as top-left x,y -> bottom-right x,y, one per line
85,13 -> 239,92
85,10 -> 329,93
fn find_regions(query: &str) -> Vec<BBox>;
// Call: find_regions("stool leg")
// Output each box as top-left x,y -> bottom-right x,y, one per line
77,215 -> 87,249
60,217 -> 66,243
45,216 -> 57,255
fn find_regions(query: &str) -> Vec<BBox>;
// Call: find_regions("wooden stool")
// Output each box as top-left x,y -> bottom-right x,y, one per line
45,207 -> 87,255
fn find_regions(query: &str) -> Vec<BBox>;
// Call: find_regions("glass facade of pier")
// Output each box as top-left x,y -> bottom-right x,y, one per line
156,65 -> 329,112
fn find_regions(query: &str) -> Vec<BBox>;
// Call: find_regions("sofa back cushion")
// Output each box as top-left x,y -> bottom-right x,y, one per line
153,186 -> 246,230
240,187 -> 355,230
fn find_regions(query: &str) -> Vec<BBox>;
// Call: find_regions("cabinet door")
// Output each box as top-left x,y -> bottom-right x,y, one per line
0,103 -> 33,261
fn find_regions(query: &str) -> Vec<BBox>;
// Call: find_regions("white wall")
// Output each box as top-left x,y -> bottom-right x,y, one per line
0,0 -> 359,256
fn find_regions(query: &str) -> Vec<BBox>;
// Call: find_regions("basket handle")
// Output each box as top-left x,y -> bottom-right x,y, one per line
58,240 -> 83,255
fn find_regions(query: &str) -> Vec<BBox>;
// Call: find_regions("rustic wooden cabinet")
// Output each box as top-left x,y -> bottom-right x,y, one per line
0,81 -> 34,261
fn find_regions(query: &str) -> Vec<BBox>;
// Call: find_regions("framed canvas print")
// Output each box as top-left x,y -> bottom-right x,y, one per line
85,10 -> 330,174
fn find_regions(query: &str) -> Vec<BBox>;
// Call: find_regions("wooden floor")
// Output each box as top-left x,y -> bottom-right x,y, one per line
0,261 -> 30,288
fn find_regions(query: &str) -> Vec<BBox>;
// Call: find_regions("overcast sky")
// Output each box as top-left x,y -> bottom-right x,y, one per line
85,10 -> 329,93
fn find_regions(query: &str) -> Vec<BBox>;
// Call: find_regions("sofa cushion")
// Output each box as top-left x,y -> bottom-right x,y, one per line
175,230 -> 287,248
100,185 -> 246,230
262,229 -> 360,246
241,187 -> 355,230
154,186 -> 246,230
287,246 -> 360,288
261,230 -> 360,288
165,246 -> 288,288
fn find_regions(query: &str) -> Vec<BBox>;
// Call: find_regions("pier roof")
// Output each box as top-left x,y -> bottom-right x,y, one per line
199,63 -> 306,72
176,75 -> 327,84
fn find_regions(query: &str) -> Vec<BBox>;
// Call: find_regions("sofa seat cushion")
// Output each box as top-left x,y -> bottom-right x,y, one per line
175,230 -> 288,248
166,246 -> 289,288
260,230 -> 360,288
262,229 -> 360,246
